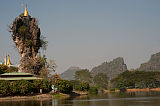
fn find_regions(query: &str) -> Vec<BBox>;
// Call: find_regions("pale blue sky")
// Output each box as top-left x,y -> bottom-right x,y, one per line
0,0 -> 160,73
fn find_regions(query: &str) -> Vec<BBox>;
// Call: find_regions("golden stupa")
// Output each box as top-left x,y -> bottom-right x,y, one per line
5,55 -> 13,66
24,0 -> 29,16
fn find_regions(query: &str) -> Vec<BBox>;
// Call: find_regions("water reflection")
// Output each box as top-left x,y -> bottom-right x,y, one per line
1,92 -> 160,106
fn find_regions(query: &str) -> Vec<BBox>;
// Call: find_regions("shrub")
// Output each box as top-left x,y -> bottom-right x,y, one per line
55,80 -> 73,94
0,80 -> 10,95
16,80 -> 32,94
75,81 -> 90,91
18,25 -> 28,35
33,79 -> 51,93
109,88 -> 115,92
8,66 -> 18,72
93,73 -> 108,89
70,80 -> 80,90
10,81 -> 20,94
0,65 -> 9,74
88,86 -> 98,94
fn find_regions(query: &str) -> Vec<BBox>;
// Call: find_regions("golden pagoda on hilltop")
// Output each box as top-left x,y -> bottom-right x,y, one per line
5,55 -> 13,66
24,0 -> 29,16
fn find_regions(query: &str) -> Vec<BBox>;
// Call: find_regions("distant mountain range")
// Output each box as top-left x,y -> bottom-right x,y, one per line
59,52 -> 160,80
139,52 -> 160,71
91,57 -> 127,80
59,67 -> 81,80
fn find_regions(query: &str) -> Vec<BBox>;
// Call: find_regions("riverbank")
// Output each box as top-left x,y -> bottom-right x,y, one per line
0,90 -> 88,101
0,94 -> 53,101
104,88 -> 160,93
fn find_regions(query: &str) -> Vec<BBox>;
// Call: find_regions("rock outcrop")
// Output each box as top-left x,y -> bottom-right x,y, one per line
59,67 -> 81,80
139,52 -> 160,71
91,57 -> 127,80
10,14 -> 42,74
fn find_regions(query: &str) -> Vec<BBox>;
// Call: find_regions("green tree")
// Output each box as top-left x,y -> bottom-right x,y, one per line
93,73 -> 108,89
55,80 -> 73,94
78,81 -> 90,91
111,71 -> 160,91
74,69 -> 92,83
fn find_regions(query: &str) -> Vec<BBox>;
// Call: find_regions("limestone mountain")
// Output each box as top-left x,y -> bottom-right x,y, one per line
9,13 -> 45,74
91,57 -> 127,80
59,67 -> 81,80
139,52 -> 160,71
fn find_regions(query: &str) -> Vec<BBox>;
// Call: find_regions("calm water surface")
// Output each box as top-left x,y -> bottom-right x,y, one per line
1,92 -> 160,106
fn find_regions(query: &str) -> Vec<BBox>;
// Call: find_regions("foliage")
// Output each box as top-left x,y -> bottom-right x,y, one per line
16,80 -> 32,94
74,69 -> 92,83
0,80 -> 10,95
88,86 -> 98,94
111,71 -> 160,91
39,57 -> 56,79
93,73 -> 108,89
40,36 -> 48,51
109,88 -> 115,92
27,40 -> 33,46
0,65 -> 18,74
55,80 -> 73,94
75,81 -> 90,91
0,65 -> 9,74
18,25 -> 28,35
70,80 -> 80,90
0,80 -> 51,96
33,79 -> 51,92
19,13 -> 24,17
8,66 -> 18,72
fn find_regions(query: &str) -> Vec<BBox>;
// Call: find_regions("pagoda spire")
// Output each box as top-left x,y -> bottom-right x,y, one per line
7,55 -> 13,66
24,0 -> 29,16
5,54 -> 7,65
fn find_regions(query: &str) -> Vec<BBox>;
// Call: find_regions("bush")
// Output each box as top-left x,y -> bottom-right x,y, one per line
0,79 -> 51,96
93,73 -> 108,89
70,80 -> 80,90
17,80 -> 32,94
109,88 -> 115,92
10,80 -> 33,94
88,86 -> 98,94
0,80 -> 10,95
18,25 -> 28,35
33,79 -> 51,93
75,81 -> 90,91
55,80 -> 73,94
0,65 -> 9,74
10,81 -> 20,94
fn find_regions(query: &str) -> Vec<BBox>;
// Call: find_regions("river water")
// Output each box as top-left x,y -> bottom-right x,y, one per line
1,92 -> 160,106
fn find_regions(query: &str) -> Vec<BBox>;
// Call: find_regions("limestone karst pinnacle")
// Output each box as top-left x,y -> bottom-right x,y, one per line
9,3 -> 45,74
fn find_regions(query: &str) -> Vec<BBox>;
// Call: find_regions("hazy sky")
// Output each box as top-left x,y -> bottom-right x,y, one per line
0,0 -> 160,73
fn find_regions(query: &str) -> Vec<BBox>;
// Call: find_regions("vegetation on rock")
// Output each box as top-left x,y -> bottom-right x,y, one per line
91,57 -> 127,80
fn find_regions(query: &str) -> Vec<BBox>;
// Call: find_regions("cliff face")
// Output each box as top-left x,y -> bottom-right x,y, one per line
59,67 -> 81,80
10,15 -> 42,74
139,52 -> 160,71
91,57 -> 127,80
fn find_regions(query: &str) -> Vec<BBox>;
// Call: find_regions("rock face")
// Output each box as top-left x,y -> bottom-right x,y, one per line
10,15 -> 42,74
59,67 -> 81,80
139,52 -> 160,71
91,57 -> 127,80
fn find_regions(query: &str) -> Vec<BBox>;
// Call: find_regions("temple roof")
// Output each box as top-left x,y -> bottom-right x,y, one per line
0,72 -> 42,80
0,72 -> 32,76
